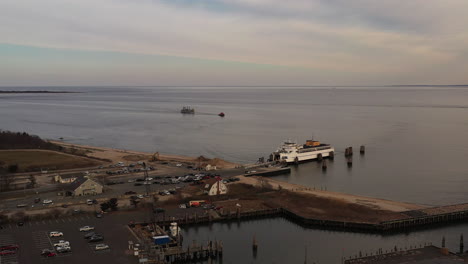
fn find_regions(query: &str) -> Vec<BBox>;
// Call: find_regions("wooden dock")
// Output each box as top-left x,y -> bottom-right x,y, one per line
380,203 -> 468,231
244,166 -> 291,177
154,203 -> 468,233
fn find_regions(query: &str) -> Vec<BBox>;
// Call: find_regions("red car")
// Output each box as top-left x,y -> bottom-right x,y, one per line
0,250 -> 16,256
0,244 -> 19,251
41,250 -> 56,257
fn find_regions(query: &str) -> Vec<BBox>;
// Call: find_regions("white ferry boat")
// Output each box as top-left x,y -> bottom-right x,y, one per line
272,139 -> 334,164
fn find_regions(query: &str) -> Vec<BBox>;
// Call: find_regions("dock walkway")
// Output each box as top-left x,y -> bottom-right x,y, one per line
154,204 -> 468,233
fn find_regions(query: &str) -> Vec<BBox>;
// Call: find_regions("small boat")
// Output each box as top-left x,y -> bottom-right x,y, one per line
218,112 -> 225,117
181,106 -> 195,114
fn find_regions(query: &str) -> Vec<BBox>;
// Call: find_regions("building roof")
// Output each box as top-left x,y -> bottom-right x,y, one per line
63,176 -> 100,191
204,178 -> 222,187
59,172 -> 83,179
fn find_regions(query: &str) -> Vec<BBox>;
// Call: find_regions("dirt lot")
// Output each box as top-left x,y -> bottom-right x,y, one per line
0,150 -> 102,172
157,181 -> 413,224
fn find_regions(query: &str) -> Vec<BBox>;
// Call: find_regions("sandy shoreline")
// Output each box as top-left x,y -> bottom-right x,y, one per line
49,140 -> 240,169
239,176 -> 426,212
49,140 -> 426,213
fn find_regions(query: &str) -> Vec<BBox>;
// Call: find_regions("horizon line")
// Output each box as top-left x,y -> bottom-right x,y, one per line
1,84 -> 468,88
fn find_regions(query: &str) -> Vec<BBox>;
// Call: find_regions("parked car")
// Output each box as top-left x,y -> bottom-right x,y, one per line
125,191 -> 136,195
0,245 -> 19,251
41,250 -> 56,257
49,231 -> 63,237
136,194 -> 144,199
134,183 -> 142,186
89,235 -> 104,242
95,244 -> 109,251
86,199 -> 93,205
53,240 -> 70,248
0,250 -> 16,256
84,232 -> 97,239
127,179 -> 135,183
95,213 -> 102,218
42,199 -> 53,204
56,246 -> 72,253
79,226 -> 95,232
16,204 -> 27,208
153,208 -> 165,213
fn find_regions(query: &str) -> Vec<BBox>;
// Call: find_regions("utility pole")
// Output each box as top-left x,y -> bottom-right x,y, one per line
143,162 -> 151,195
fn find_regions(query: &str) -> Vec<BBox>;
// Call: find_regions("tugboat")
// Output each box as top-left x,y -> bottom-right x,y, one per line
181,106 -> 195,114
218,112 -> 225,117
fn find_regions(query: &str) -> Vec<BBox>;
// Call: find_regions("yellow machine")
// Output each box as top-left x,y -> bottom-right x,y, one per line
149,152 -> 160,162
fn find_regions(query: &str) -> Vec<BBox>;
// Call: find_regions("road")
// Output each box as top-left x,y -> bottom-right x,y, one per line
0,168 -> 245,211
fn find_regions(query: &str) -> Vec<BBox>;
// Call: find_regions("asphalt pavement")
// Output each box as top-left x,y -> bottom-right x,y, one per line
0,212 -> 142,264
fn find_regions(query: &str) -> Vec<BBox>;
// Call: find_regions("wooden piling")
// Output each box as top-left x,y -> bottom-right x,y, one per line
360,145 -> 365,154
347,157 -> 353,168
322,160 -> 327,171
252,235 -> 258,251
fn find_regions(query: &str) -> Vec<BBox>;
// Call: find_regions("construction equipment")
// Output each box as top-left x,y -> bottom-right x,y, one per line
149,152 -> 160,162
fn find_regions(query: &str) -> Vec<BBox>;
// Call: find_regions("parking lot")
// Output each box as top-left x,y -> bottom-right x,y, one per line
0,213 -> 141,264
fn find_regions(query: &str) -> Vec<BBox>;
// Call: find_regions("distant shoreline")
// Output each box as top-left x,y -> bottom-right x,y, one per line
0,91 -> 80,94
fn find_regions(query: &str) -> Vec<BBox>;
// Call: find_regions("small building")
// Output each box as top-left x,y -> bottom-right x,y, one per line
205,164 -> 217,171
204,178 -> 227,196
196,163 -> 217,171
63,176 -> 103,196
54,172 -> 82,183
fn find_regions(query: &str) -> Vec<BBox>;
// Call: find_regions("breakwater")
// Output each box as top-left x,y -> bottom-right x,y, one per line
155,204 -> 468,233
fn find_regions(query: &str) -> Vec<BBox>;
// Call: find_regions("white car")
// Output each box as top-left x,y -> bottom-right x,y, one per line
79,226 -> 95,232
176,163 -> 182,167
56,245 -> 71,253
145,177 -> 153,181
128,179 -> 135,183
136,194 -> 144,199
43,199 -> 53,205
49,231 -> 63,237
53,240 -> 70,247
95,244 -> 109,251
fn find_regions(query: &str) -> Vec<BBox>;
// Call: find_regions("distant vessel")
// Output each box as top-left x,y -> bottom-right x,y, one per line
271,139 -> 334,163
218,112 -> 225,117
181,106 -> 195,114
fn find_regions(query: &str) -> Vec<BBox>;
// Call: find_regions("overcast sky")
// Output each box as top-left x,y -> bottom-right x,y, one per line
1,0 -> 467,86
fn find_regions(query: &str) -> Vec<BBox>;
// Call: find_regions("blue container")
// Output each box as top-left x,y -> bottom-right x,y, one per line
153,235 -> 171,245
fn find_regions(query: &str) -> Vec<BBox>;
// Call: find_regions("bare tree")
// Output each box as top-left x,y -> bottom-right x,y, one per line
28,174 -> 37,188
0,172 -> 15,191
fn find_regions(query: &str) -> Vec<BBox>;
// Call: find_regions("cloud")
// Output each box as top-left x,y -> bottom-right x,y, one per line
0,0 -> 467,85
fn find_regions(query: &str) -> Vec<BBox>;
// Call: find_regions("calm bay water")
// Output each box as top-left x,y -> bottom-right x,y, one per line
2,86 -> 468,263
181,218 -> 466,264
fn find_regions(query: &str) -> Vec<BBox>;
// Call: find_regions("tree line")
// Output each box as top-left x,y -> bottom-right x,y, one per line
0,130 -> 62,150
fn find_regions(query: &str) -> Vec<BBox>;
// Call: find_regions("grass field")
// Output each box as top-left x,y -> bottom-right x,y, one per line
0,150 -> 102,172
